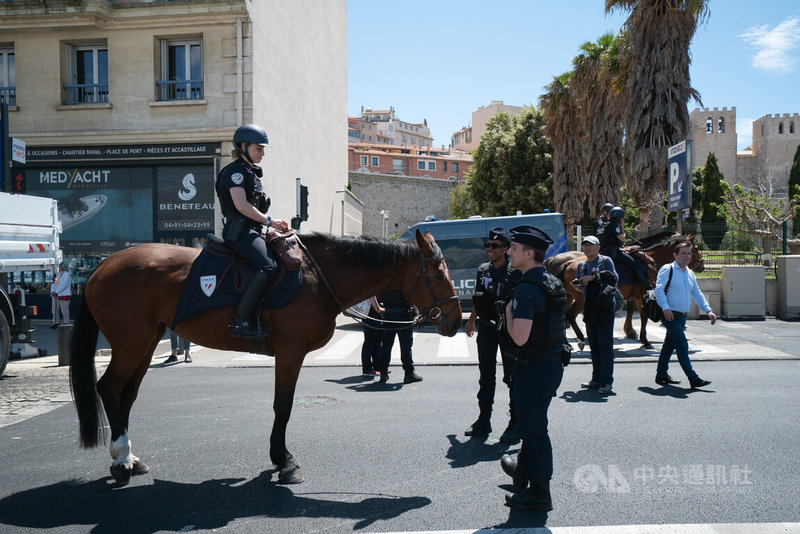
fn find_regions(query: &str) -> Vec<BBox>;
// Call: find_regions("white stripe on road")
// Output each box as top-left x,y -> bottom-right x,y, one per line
370,522 -> 800,534
314,332 -> 364,360
436,332 -> 471,359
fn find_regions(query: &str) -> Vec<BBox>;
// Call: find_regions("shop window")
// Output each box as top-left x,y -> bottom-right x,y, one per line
157,38 -> 203,101
0,47 -> 15,106
63,43 -> 108,104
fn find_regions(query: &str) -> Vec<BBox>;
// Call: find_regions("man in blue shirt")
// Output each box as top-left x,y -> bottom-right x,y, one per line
654,240 -> 717,388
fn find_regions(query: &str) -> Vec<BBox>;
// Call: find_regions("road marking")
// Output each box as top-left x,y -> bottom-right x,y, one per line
437,332 -> 471,359
314,332 -> 363,360
370,522 -> 800,534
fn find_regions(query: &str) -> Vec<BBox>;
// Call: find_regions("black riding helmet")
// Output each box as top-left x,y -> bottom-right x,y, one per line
601,203 -> 614,214
609,206 -> 625,220
233,124 -> 269,164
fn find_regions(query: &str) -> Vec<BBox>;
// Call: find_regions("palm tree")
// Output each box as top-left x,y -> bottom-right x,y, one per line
571,32 -> 625,217
540,71 -> 583,243
606,0 -> 708,233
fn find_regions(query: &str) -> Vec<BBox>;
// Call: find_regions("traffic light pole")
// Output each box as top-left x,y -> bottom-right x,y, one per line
1,102 -> 10,193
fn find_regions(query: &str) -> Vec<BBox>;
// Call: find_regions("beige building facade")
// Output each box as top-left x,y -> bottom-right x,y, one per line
689,106 -> 799,196
451,100 -> 524,152
1,0 -> 347,286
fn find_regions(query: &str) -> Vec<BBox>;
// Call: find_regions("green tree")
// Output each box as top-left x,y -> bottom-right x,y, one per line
464,106 -> 554,216
699,152 -> 728,249
789,144 -> 800,236
448,181 -> 477,219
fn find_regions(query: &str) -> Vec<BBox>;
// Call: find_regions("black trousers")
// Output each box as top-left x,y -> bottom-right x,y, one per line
378,309 -> 414,373
476,320 -> 513,409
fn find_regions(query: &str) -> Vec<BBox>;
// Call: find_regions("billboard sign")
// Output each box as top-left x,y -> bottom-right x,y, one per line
156,165 -> 215,232
667,140 -> 689,211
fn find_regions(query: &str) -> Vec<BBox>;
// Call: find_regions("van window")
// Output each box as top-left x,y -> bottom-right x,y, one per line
437,237 -> 485,270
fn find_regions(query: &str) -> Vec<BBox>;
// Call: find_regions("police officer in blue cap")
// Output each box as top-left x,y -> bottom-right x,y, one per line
464,227 -> 522,441
499,225 -> 566,511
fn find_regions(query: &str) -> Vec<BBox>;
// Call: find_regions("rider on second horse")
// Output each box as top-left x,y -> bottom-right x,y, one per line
599,206 -> 652,290
593,203 -> 614,236
216,124 -> 290,339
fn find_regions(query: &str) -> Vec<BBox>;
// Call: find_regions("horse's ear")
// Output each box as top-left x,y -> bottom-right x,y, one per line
415,229 -> 435,252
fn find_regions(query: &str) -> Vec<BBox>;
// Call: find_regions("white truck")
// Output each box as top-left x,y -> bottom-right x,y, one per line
0,191 -> 61,376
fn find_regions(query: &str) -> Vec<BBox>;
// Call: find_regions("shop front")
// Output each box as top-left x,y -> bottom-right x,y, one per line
13,142 -> 221,318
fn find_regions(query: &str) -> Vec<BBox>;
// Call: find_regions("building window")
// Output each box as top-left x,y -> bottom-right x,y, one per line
63,43 -> 108,104
0,48 -> 14,106
451,162 -> 458,172
779,122 -> 784,134
360,155 -> 368,166
392,159 -> 403,171
157,38 -> 203,101
441,161 -> 447,172
371,156 -> 379,167
718,117 -> 724,133
791,122 -> 796,134
706,118 -> 713,134
427,161 -> 435,171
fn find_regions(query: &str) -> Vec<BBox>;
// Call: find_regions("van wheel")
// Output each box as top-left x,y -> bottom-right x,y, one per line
0,312 -> 10,377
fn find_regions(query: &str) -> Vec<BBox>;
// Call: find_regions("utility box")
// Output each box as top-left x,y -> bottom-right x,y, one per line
721,266 -> 765,319
777,255 -> 800,320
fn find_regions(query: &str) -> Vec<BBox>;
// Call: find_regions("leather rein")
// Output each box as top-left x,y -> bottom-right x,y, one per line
296,236 -> 459,329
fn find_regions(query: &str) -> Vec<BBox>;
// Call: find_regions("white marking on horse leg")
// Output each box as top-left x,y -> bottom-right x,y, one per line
109,433 -> 135,470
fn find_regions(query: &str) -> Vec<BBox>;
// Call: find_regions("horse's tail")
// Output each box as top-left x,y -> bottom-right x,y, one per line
68,295 -> 106,448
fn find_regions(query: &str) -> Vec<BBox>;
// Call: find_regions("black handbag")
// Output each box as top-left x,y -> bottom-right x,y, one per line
642,266 -> 673,322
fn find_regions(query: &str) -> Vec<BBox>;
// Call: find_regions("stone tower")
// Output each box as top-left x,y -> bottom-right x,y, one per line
688,107 -> 738,184
749,113 -> 800,196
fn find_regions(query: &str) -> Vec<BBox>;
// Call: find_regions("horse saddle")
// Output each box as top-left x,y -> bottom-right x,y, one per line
171,235 -> 303,329
614,246 -> 654,286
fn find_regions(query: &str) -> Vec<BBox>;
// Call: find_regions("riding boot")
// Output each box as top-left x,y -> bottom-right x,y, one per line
636,267 -> 653,291
465,405 -> 492,436
229,270 -> 271,339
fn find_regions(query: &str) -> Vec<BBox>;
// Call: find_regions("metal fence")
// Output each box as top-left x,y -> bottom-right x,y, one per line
576,222 -> 795,275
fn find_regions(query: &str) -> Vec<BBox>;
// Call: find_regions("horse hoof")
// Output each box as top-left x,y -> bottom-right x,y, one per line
110,464 -> 132,486
132,459 -> 150,476
642,343 -> 654,350
626,333 -> 637,340
577,341 -> 585,351
278,466 -> 304,485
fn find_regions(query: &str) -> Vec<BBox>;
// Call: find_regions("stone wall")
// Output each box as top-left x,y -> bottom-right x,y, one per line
348,172 -> 456,237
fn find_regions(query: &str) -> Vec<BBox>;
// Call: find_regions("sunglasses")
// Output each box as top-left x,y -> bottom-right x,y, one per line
484,243 -> 506,249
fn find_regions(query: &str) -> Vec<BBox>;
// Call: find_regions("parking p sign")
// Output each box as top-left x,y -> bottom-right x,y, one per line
667,140 -> 690,211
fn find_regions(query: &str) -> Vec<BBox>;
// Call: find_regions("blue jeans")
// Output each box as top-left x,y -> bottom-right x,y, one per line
586,311 -> 615,385
657,312 -> 699,381
512,358 -> 563,483
169,330 -> 191,352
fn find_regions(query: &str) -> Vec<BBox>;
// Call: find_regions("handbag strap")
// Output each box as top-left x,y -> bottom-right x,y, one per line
664,265 -> 673,294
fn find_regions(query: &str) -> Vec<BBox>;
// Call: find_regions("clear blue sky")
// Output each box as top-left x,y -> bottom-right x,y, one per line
348,0 -> 800,151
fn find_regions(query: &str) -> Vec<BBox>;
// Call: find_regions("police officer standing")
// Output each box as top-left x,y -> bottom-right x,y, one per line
599,206 -> 652,290
464,228 -> 521,441
499,226 -> 566,511
216,124 -> 289,339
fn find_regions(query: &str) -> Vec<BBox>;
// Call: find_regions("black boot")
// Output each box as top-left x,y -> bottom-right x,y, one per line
229,270 -> 271,339
499,402 -> 520,444
505,480 -> 552,511
465,406 -> 492,436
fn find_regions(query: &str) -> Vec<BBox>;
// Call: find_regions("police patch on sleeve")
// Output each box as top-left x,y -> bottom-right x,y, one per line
231,172 -> 244,185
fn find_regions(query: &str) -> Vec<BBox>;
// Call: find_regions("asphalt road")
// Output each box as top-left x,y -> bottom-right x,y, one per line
2,354 -> 800,533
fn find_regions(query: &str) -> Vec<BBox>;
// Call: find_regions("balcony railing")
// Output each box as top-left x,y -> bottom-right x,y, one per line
0,86 -> 16,106
63,83 -> 109,105
156,79 -> 204,101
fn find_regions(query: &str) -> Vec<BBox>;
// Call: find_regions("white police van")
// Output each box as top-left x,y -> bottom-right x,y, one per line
400,213 -> 568,308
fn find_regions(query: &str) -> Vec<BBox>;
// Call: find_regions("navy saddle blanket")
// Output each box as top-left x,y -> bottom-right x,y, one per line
172,245 -> 303,328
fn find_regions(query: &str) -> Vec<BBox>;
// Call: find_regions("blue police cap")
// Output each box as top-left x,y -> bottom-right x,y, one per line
488,227 -> 511,246
510,225 -> 553,251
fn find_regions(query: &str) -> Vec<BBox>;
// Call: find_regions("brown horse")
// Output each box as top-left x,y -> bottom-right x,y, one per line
545,233 -> 703,349
69,230 -> 461,486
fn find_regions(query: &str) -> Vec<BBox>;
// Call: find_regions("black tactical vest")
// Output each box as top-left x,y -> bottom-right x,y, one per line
517,270 -> 567,355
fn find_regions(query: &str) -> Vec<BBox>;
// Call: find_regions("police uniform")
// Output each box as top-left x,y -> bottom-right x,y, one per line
466,227 -> 522,439
599,217 -> 651,289
502,225 -> 566,511
216,158 -> 277,274
377,289 -> 421,384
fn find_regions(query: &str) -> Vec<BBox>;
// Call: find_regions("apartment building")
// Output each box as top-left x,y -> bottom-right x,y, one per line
451,100 -> 524,152
348,142 -> 471,182
0,0 -> 347,288
350,106 -> 433,147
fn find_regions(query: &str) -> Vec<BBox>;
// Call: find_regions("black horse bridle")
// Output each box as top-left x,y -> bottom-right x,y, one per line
406,244 -> 460,326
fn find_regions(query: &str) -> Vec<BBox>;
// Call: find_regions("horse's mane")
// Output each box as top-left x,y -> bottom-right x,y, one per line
635,231 -> 684,251
301,232 -> 420,268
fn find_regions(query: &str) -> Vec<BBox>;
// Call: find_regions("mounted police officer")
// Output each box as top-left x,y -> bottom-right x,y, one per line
592,203 -> 614,236
499,225 -> 566,511
599,206 -> 652,290
216,124 -> 289,339
464,227 -> 522,441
